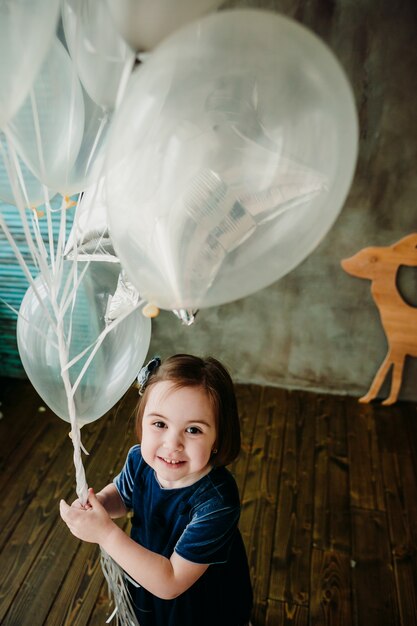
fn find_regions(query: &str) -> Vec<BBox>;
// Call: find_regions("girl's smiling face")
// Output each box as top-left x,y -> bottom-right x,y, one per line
141,381 -> 217,488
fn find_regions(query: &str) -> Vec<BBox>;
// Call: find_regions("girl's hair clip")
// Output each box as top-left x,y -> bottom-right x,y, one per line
137,356 -> 161,395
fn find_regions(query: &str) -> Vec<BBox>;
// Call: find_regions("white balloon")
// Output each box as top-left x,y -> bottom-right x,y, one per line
60,88 -> 113,196
106,0 -> 223,50
62,0 -> 135,110
105,9 -> 358,311
0,132 -> 55,207
7,38 -> 85,192
64,177 -> 117,261
0,0 -> 60,128
17,261 -> 151,426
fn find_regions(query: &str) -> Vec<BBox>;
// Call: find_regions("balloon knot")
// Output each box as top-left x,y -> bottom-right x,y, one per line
142,303 -> 160,318
64,195 -> 77,209
32,206 -> 45,218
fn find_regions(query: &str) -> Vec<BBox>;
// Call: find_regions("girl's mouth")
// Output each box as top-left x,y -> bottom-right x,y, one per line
159,456 -> 185,467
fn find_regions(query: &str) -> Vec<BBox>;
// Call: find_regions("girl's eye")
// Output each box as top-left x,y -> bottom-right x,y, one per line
186,426 -> 202,435
153,421 -> 166,429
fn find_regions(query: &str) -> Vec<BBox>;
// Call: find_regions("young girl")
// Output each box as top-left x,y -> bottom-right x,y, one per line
60,354 -> 253,626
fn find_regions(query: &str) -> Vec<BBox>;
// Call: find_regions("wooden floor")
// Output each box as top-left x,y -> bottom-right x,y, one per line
0,378 -> 416,626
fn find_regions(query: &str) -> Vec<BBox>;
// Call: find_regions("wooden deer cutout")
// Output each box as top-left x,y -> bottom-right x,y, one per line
341,233 -> 417,405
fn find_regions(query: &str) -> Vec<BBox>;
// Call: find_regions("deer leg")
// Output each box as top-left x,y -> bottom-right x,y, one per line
382,354 -> 405,405
359,351 -> 393,403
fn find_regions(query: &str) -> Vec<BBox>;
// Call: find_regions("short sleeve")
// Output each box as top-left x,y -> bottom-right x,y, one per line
175,500 -> 240,565
113,445 -> 141,510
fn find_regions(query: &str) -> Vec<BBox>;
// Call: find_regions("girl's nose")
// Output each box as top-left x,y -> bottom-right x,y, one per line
163,432 -> 184,452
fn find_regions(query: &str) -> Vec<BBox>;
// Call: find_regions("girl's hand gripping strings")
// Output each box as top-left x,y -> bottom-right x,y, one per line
60,485 -> 209,600
60,488 -> 117,546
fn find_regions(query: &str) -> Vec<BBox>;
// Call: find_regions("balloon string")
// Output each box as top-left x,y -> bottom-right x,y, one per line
56,193 -> 71,270
66,299 -> 144,399
59,251 -> 89,316
114,55 -> 136,111
52,288 -> 88,505
85,111 -> 107,174
0,214 -> 57,332
100,549 -> 140,626
1,134 -> 46,273
55,309 -> 88,504
3,137 -> 32,209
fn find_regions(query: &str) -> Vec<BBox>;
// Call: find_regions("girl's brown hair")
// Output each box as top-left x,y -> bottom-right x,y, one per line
136,354 -> 241,466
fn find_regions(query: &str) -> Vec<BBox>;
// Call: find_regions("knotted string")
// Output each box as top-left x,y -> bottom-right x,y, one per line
61,335 -> 140,625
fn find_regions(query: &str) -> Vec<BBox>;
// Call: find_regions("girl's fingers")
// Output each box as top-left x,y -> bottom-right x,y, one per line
59,499 -> 70,518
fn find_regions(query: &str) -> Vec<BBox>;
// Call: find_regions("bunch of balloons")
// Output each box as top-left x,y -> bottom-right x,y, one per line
0,0 -> 142,432
1,0 -> 358,430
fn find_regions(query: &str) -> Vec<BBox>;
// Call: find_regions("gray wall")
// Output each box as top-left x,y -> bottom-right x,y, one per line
148,0 -> 417,401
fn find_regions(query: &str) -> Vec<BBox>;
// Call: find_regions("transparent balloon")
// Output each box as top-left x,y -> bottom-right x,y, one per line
105,9 -> 358,311
61,87 -> 113,197
62,0 -> 135,110
64,177 -> 117,261
17,262 -> 151,426
7,38 -> 85,192
106,0 -> 223,51
0,0 -> 60,128
0,131 -> 55,207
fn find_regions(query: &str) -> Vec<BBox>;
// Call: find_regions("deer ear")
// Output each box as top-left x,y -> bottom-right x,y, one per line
392,233 -> 417,254
392,233 -> 417,265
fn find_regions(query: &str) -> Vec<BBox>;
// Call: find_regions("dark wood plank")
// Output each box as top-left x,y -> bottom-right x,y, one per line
85,520 -> 133,626
347,400 -> 385,511
379,410 -> 417,626
309,548 -> 353,626
46,520 -> 132,626
392,555 -> 417,626
48,543 -> 103,626
401,402 -> 417,479
313,395 -> 350,551
0,410 -> 69,552
0,377 -> 48,467
239,386 -> 287,625
233,383 -> 263,495
351,508 -> 400,626
0,412 -> 107,624
269,391 -> 316,606
264,599 -> 308,626
0,402 -> 60,494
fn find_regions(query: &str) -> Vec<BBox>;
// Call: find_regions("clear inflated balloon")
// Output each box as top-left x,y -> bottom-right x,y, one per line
105,9 -> 358,311
17,262 -> 151,426
7,38 -> 85,192
64,177 -> 117,261
62,0 -> 135,110
0,0 -> 60,128
106,0 -> 223,51
0,132 -> 55,207
61,88 -> 113,196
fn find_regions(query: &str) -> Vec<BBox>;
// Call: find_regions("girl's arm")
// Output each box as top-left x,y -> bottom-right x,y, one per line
95,483 -> 128,519
60,488 -> 208,600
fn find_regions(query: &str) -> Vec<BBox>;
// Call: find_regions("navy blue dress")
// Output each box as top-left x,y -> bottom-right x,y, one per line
114,445 -> 252,626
